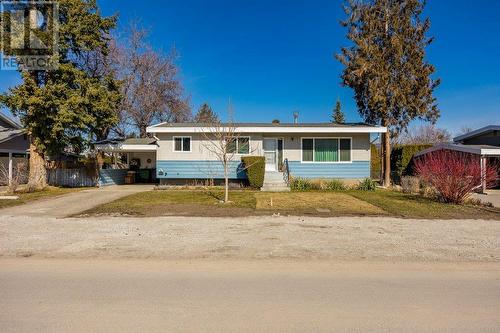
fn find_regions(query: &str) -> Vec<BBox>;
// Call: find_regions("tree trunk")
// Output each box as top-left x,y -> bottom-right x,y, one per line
380,136 -> 385,181
27,140 -> 47,192
139,125 -> 147,138
383,130 -> 391,187
224,160 -> 229,203
96,151 -> 105,169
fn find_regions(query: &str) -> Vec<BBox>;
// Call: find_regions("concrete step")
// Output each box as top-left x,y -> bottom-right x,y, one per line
262,171 -> 290,192
264,172 -> 286,182
261,185 -> 290,192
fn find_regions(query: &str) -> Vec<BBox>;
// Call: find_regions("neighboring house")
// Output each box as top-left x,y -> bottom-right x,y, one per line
415,125 -> 500,192
145,122 -> 387,187
0,113 -> 29,185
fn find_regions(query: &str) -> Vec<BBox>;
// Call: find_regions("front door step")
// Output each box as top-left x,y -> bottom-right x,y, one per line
262,171 -> 290,192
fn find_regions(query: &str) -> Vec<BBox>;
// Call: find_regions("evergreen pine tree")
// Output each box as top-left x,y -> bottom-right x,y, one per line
332,99 -> 345,124
336,0 -> 440,186
194,103 -> 218,123
1,0 -> 119,190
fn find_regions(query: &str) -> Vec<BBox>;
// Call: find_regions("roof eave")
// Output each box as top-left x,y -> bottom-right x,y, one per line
0,113 -> 22,129
146,126 -> 387,134
414,143 -> 500,157
453,125 -> 500,142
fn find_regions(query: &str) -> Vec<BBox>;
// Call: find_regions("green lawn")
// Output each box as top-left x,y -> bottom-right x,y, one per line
0,186 -> 85,209
82,189 -> 500,220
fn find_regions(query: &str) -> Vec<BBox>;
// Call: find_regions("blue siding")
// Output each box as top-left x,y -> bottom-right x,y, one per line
288,161 -> 370,179
156,160 -> 247,179
99,169 -> 127,186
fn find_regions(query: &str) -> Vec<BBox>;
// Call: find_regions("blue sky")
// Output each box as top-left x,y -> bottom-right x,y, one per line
1,0 -> 499,134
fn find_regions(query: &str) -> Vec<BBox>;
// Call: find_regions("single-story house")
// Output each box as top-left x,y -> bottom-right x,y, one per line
95,122 -> 387,187
144,122 -> 387,187
415,125 -> 500,192
0,113 -> 29,185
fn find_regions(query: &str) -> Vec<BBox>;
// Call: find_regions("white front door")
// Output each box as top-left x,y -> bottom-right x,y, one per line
263,138 -> 277,171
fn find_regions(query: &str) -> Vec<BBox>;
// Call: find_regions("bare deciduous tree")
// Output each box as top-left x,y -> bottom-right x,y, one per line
392,124 -> 451,145
201,123 -> 239,203
113,22 -> 191,137
200,106 -> 253,203
0,161 -> 28,194
458,126 -> 474,136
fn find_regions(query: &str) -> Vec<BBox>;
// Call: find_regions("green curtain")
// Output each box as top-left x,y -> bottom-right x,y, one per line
314,139 -> 338,162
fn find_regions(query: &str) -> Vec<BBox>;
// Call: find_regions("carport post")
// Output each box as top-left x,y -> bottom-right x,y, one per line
8,152 -> 13,185
480,155 -> 487,193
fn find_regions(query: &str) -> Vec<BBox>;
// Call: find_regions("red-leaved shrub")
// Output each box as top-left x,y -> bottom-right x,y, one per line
414,150 -> 498,204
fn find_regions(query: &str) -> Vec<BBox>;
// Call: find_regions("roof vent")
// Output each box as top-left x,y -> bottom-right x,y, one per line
293,111 -> 299,124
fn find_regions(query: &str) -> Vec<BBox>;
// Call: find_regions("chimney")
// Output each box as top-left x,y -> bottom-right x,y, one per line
293,111 -> 299,124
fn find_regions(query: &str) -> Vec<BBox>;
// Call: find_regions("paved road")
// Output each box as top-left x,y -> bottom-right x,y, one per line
1,259 -> 499,333
0,185 -> 152,218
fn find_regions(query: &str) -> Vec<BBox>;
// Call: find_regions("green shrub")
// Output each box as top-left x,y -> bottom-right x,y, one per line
290,177 -> 314,191
241,156 -> 265,188
370,144 -> 381,180
390,144 -> 432,183
357,178 -> 376,191
325,179 -> 347,191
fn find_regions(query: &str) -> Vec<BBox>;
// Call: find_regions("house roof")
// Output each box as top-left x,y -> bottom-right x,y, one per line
94,137 -> 158,152
0,113 -> 25,146
415,143 -> 500,157
0,112 -> 22,130
122,137 -> 157,145
0,129 -> 25,144
454,125 -> 500,143
94,137 -> 157,145
147,122 -> 387,134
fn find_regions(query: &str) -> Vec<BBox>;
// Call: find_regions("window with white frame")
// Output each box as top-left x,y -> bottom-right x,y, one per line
226,137 -> 250,154
173,137 -> 191,152
302,138 -> 351,162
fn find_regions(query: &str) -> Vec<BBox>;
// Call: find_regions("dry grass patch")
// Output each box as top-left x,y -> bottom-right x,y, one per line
0,186 -> 85,209
81,189 -> 500,219
82,190 -> 257,217
255,192 -> 386,216
348,190 -> 500,220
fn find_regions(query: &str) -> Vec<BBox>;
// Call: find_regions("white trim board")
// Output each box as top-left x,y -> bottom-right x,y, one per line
147,126 -> 387,134
95,143 -> 157,152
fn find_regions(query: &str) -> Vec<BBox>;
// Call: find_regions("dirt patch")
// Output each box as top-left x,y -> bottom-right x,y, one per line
1,215 -> 499,262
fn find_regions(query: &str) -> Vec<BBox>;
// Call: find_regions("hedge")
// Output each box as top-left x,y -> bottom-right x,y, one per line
390,144 -> 432,183
370,144 -> 381,180
241,156 -> 265,188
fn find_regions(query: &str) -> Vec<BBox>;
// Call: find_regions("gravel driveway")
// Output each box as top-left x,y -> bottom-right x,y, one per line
1,215 -> 498,262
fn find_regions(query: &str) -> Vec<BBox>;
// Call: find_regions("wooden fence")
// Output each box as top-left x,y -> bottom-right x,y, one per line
46,168 -> 97,187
